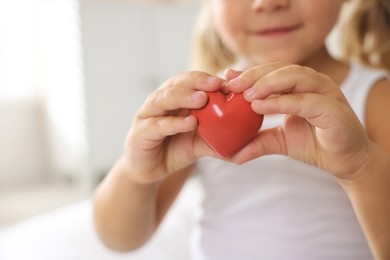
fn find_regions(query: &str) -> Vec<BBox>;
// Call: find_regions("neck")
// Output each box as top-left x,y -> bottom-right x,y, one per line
299,46 -> 349,86
243,46 -> 350,86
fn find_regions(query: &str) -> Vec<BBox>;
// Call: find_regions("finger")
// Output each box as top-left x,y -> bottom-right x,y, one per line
230,127 -> 287,164
137,72 -> 224,118
160,71 -> 224,92
138,87 -> 208,118
193,136 -> 226,160
225,62 -> 289,93
220,69 -> 243,94
243,65 -> 337,102
135,115 -> 198,144
251,93 -> 344,129
224,69 -> 243,81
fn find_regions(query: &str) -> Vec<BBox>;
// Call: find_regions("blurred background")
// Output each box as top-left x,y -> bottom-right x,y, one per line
0,0 -> 199,228
0,0 -> 344,259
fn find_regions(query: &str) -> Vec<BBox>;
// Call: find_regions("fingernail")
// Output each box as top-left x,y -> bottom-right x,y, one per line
228,77 -> 242,87
191,91 -> 205,102
206,76 -> 220,84
244,88 -> 254,98
185,115 -> 196,123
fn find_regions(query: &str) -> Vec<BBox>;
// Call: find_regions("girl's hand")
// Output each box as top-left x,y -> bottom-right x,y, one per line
226,62 -> 372,180
124,72 -> 224,184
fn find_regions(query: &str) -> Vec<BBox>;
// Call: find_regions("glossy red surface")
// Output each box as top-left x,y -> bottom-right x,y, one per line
190,91 -> 263,157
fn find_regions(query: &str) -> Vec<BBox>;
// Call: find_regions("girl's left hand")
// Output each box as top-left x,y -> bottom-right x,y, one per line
225,62 -> 373,180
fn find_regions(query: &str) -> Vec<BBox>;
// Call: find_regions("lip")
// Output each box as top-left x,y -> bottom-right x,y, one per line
251,24 -> 302,38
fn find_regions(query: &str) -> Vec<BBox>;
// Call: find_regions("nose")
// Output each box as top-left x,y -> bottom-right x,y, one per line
251,0 -> 290,12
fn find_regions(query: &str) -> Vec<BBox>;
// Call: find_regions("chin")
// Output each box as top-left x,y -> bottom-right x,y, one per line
246,51 -> 305,66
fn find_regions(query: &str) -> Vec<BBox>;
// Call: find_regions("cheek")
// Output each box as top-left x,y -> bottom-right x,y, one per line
303,2 -> 342,37
211,2 -> 245,48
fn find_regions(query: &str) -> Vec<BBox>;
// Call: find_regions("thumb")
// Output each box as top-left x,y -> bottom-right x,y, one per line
224,68 -> 243,81
230,127 -> 287,164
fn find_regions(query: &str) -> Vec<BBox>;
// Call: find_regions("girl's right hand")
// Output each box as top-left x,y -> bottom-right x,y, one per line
124,72 -> 224,184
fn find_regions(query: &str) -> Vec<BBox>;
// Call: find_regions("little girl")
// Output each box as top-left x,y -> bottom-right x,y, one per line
93,0 -> 390,259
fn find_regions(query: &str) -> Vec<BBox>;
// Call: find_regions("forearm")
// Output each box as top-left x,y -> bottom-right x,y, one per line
93,157 -> 159,252
339,144 -> 390,260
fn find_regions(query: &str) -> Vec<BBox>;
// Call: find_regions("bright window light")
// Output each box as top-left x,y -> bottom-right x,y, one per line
0,0 -> 39,100
0,0 -> 88,175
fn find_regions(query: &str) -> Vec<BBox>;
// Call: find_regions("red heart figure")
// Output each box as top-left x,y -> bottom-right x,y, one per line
190,91 -> 263,157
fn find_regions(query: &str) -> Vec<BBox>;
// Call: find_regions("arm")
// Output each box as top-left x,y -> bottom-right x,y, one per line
340,147 -> 390,260
339,79 -> 390,260
92,72 -> 223,252
225,63 -> 390,259
93,157 -> 192,252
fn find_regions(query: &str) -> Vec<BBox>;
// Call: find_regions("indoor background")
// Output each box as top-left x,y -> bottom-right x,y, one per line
0,0 -> 344,259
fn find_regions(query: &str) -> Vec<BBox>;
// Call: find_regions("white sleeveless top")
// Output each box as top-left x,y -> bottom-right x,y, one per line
190,64 -> 389,260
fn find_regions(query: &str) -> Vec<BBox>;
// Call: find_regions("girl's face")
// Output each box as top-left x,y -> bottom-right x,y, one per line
210,0 -> 344,66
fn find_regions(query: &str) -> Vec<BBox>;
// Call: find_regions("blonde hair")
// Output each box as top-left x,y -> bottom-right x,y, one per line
190,1 -> 235,74
191,0 -> 390,73
340,0 -> 390,70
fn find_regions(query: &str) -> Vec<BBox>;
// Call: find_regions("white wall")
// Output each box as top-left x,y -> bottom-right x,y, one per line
0,100 -> 48,188
0,0 -> 85,189
80,3 -> 200,178
41,0 -> 88,180
0,2 -> 200,189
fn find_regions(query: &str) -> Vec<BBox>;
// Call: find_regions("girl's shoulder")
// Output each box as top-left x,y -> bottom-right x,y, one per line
341,63 -> 389,90
340,62 -> 389,127
365,70 -> 390,147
